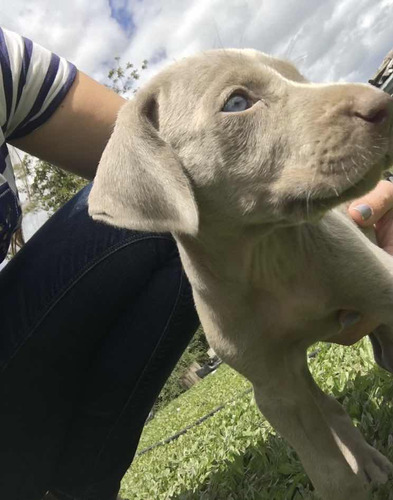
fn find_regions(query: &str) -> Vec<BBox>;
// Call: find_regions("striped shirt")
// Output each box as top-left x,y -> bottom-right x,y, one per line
0,27 -> 77,263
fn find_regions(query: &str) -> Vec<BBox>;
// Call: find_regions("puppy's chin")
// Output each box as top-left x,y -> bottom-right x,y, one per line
275,162 -> 384,224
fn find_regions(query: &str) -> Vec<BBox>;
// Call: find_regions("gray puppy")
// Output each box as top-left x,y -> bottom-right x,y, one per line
89,49 -> 393,500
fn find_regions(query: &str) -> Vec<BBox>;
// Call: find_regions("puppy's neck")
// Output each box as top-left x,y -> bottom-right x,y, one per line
176,219 -> 318,292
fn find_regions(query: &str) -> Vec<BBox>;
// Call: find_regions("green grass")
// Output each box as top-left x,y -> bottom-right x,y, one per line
120,339 -> 393,500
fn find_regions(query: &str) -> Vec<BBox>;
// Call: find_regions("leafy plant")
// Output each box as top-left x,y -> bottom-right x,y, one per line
107,56 -> 148,95
120,339 -> 393,500
30,160 -> 88,213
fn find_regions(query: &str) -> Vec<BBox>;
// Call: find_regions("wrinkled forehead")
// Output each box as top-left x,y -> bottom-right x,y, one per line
155,48 -> 307,99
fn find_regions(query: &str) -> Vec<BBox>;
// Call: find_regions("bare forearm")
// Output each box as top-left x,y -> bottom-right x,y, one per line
10,71 -> 126,180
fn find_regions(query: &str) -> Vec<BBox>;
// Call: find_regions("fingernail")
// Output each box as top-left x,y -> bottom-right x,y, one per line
340,311 -> 361,329
352,204 -> 373,221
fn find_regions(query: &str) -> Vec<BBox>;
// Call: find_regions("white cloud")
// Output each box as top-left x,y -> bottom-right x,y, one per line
1,0 -> 392,87
123,0 -> 393,85
0,0 -> 128,81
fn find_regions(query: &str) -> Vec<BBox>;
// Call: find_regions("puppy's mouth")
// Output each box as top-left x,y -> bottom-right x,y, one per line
281,155 -> 391,219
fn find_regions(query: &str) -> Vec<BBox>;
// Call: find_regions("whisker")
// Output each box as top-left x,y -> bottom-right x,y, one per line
341,161 -> 355,187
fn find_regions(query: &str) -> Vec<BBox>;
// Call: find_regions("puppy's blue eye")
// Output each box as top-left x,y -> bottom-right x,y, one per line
222,94 -> 251,112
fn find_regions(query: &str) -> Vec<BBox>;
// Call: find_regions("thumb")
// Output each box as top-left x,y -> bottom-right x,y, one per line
348,178 -> 393,228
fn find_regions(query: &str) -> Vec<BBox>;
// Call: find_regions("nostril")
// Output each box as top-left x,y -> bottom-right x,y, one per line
353,93 -> 393,125
354,107 -> 389,124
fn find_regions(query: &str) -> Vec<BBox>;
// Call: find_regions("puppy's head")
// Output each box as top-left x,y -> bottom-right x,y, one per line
89,49 -> 393,233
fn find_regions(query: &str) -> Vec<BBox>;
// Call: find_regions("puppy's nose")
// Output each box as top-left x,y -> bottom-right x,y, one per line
353,91 -> 393,125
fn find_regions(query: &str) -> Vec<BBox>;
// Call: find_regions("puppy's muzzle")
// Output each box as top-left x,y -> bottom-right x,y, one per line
353,90 -> 393,128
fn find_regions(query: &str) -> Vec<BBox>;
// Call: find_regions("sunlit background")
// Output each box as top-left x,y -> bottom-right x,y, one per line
0,0 -> 392,260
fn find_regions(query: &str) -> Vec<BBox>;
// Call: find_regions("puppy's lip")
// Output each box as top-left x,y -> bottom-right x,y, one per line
318,170 -> 379,206
329,160 -> 385,200
282,163 -> 381,215
315,147 -> 392,203
318,173 -> 371,201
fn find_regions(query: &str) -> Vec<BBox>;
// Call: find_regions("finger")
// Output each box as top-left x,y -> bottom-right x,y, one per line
375,208 -> 393,255
348,179 -> 393,227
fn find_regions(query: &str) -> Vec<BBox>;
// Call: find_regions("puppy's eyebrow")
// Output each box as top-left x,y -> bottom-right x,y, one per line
237,50 -> 305,83
267,60 -> 307,83
215,73 -> 272,98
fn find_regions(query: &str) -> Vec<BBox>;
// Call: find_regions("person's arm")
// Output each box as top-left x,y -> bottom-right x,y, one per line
9,71 -> 126,180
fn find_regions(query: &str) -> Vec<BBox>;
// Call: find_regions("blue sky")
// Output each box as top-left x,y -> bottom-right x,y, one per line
109,0 -> 135,36
1,0 -> 392,88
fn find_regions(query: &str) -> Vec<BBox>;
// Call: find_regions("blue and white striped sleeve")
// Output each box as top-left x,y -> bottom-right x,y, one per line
0,26 -> 77,141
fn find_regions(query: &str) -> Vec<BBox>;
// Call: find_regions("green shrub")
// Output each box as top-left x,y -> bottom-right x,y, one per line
121,339 -> 393,500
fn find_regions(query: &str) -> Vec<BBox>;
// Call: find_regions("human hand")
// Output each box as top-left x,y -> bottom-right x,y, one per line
348,176 -> 393,254
328,177 -> 393,345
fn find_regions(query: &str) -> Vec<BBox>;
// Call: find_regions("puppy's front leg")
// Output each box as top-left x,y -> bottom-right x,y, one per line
306,367 -> 393,486
252,349 -> 371,500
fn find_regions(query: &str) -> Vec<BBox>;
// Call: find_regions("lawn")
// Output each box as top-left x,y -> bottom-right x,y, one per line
120,339 -> 393,500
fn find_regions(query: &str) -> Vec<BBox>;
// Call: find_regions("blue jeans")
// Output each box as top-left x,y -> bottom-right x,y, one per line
0,184 -> 199,500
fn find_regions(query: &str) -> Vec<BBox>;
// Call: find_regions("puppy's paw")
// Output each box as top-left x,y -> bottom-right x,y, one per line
354,444 -> 393,486
332,427 -> 393,486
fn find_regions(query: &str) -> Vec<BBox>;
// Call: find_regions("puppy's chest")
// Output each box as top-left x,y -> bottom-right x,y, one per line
179,217 -> 370,358
193,269 -> 334,357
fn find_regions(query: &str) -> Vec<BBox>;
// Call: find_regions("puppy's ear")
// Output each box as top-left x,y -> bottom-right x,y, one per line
88,89 -> 199,235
